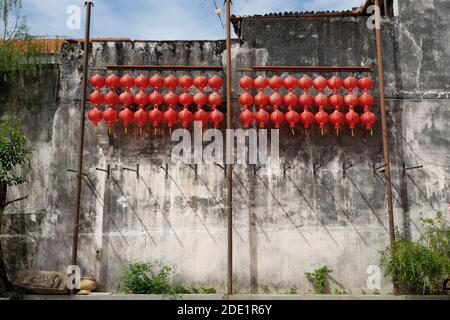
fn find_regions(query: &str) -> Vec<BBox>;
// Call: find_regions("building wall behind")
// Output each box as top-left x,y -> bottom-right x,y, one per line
1,0 -> 449,294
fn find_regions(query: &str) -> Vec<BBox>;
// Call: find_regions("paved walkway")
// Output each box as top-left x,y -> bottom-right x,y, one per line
22,293 -> 450,300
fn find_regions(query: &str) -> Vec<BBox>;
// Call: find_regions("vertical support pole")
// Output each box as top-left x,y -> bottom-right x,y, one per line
72,1 -> 93,270
225,0 -> 233,296
374,0 -> 398,295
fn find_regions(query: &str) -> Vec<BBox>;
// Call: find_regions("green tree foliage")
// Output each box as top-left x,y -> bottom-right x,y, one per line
380,213 -> 450,295
0,115 -> 30,295
0,116 -> 30,186
0,0 -> 48,71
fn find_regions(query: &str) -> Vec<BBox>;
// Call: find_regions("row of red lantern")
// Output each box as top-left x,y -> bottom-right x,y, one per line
89,74 -> 223,91
88,74 -> 225,132
239,75 -> 376,135
238,75 -> 374,92
238,107 -> 375,135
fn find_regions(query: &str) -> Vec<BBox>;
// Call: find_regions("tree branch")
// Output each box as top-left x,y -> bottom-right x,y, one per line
4,194 -> 28,207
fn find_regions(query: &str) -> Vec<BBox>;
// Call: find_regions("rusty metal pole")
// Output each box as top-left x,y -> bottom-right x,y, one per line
71,1 -> 93,269
225,0 -> 233,296
374,0 -> 398,295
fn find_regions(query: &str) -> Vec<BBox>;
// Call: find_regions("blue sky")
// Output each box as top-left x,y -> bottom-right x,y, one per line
21,0 -> 363,40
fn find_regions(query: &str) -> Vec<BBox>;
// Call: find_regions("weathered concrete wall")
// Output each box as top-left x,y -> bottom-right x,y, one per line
1,0 -> 449,294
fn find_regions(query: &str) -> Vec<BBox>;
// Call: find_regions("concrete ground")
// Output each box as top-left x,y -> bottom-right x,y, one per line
21,293 -> 450,300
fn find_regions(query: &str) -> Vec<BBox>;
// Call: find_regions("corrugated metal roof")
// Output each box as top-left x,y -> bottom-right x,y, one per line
230,0 -> 372,21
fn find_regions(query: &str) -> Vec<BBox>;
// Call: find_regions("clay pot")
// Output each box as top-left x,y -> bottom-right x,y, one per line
77,277 -> 97,295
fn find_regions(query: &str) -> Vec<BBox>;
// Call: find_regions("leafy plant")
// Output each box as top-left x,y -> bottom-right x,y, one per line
305,266 -> 333,294
0,115 -> 30,295
379,213 -> 450,295
120,261 -> 216,295
334,288 -> 350,295
288,286 -> 298,294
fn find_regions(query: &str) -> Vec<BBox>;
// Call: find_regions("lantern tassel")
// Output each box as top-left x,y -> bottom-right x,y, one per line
370,128 -> 373,136
125,127 -> 128,135
108,126 -> 111,134
321,128 -> 324,136
336,128 -> 339,136
351,128 -> 355,137
140,127 -> 143,135
291,128 -> 295,136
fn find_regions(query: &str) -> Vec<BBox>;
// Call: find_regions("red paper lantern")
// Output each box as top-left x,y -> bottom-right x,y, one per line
178,108 -> 193,128
105,74 -> 120,90
119,92 -> 134,107
89,91 -> 104,106
314,109 -> 329,135
268,76 -> 283,91
329,110 -> 345,133
208,92 -> 222,109
314,92 -> 328,108
134,91 -> 148,107
210,109 -> 224,129
134,109 -> 148,132
179,75 -> 194,90
345,109 -> 360,136
327,76 -> 342,91
300,109 -> 314,130
285,110 -> 300,130
358,77 -> 373,91
120,75 -> 135,91
270,109 -> 285,129
298,75 -> 313,91
343,76 -> 358,91
313,76 -> 328,92
119,108 -> 134,132
298,92 -> 313,107
103,107 -> 117,131
361,108 -> 376,134
283,76 -> 298,91
105,91 -> 119,106
164,75 -> 178,90
88,108 -> 103,127
254,76 -> 268,90
90,74 -> 105,90
134,75 -> 148,90
194,76 -> 208,91
149,75 -> 165,90
240,109 -> 255,129
239,76 -> 253,91
208,76 -> 222,91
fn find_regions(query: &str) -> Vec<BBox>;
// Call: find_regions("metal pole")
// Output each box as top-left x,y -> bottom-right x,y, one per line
374,0 -> 398,295
225,0 -> 233,296
71,1 -> 93,269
